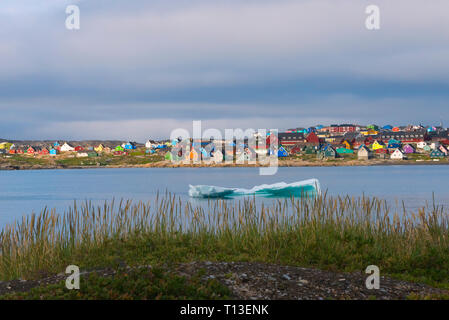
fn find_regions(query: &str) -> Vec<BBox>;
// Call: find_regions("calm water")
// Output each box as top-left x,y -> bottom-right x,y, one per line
0,166 -> 448,228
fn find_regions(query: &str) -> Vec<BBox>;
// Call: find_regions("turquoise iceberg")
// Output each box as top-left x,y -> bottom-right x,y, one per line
188,179 -> 320,199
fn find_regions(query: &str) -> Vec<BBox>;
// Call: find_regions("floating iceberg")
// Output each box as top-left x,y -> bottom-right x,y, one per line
188,179 -> 320,199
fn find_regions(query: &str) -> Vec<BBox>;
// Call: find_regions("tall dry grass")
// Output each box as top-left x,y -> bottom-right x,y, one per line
0,193 -> 448,283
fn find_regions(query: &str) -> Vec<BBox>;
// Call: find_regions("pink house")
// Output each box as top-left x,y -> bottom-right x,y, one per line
402,144 -> 415,154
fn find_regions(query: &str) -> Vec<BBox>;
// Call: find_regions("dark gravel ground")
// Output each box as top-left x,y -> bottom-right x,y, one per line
175,262 -> 448,300
1,262 -> 447,300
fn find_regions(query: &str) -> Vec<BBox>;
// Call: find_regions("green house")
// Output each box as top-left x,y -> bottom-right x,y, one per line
115,145 -> 124,152
430,149 -> 445,158
317,145 -> 337,159
305,145 -> 318,154
336,148 -> 354,154
87,151 -> 98,157
165,152 -> 181,161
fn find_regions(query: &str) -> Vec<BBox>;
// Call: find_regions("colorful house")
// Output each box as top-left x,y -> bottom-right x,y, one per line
391,149 -> 406,160
430,149 -> 445,159
124,142 -> 137,150
0,142 -> 13,150
417,141 -> 428,149
94,144 -> 105,153
336,148 -> 354,154
237,151 -> 253,163
60,143 -> 75,152
9,148 -> 23,154
318,145 -> 337,159
341,140 -> 353,150
49,148 -> 58,156
305,145 -> 318,154
76,151 -> 88,158
74,146 -> 84,152
439,145 -> 448,156
26,147 -> 36,154
188,149 -> 199,162
212,150 -> 224,163
387,139 -> 401,149
39,148 -> 49,155
402,144 -> 415,154
115,145 -> 125,152
306,132 -> 321,145
372,140 -> 386,151
277,146 -> 289,157
357,145 -> 372,160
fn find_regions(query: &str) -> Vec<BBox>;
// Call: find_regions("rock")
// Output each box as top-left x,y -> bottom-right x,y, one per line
282,274 -> 291,281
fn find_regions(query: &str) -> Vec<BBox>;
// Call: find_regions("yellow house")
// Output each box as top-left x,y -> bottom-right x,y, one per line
94,144 -> 105,153
342,140 -> 353,150
361,129 -> 378,136
0,142 -> 12,150
372,140 -> 386,151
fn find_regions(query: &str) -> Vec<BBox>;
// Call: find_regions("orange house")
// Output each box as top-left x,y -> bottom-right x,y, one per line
188,149 -> 199,161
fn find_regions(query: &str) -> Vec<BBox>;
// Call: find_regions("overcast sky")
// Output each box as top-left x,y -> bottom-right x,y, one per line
1,0 -> 448,141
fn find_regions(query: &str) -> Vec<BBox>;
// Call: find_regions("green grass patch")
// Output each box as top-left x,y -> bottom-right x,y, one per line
0,267 -> 231,300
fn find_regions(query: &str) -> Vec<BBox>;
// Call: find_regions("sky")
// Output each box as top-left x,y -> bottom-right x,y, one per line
1,0 -> 448,141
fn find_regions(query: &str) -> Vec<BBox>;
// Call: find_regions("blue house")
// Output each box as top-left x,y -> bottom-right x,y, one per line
387,139 -> 401,149
277,146 -> 289,157
430,149 -> 445,158
49,148 -> 58,155
382,125 -> 393,131
124,142 -> 137,150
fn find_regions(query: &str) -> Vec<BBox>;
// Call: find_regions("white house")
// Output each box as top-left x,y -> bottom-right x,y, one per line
439,145 -> 449,155
60,142 -> 75,152
417,141 -> 427,149
431,142 -> 441,150
357,145 -> 372,160
212,150 -> 223,164
390,149 -> 406,160
76,151 -> 88,158
145,140 -> 153,149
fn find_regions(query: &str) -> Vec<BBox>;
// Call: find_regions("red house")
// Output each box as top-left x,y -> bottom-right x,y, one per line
375,148 -> 389,155
39,148 -> 49,155
74,146 -> 84,151
278,132 -> 306,146
266,134 -> 278,148
326,124 -> 360,134
10,148 -> 24,154
306,132 -> 321,145
26,147 -> 35,154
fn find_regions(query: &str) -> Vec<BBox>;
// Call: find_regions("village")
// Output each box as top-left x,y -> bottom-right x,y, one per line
0,123 -> 449,167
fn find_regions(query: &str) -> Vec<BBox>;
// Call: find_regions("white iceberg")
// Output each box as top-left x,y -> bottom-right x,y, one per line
188,179 -> 321,199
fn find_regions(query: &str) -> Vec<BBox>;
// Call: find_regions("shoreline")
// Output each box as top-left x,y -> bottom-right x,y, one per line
1,159 -> 449,170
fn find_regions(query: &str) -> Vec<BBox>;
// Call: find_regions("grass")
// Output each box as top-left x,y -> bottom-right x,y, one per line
0,193 -> 448,291
0,154 -> 164,168
0,266 -> 231,300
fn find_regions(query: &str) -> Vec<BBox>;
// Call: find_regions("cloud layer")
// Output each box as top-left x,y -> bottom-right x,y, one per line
1,0 -> 449,141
